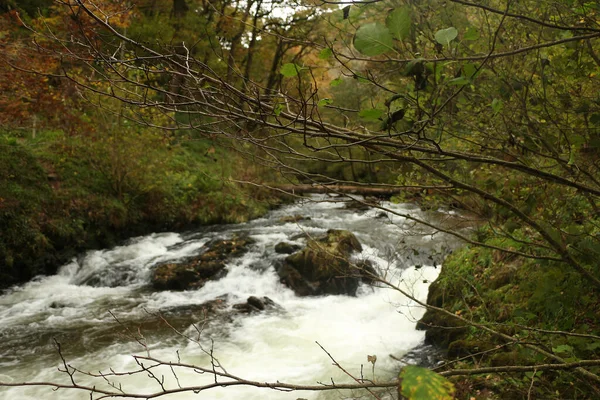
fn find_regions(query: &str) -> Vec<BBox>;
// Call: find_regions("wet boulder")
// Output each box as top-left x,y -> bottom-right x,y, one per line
277,264 -> 316,296
151,235 -> 255,291
279,215 -> 310,223
274,242 -> 302,254
233,296 -> 277,313
277,229 -> 375,296
151,264 -> 202,291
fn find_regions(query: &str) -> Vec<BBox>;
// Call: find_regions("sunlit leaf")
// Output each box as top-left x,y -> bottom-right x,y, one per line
280,63 -> 302,77
434,27 -> 458,47
319,48 -> 333,60
386,7 -> 411,40
359,108 -> 384,121
553,344 -> 574,354
274,103 -> 284,116
400,366 -> 455,400
330,77 -> 343,87
317,98 -> 333,107
353,23 -> 394,56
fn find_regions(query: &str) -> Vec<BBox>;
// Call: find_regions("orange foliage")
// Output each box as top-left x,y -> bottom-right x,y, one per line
0,1 -> 133,133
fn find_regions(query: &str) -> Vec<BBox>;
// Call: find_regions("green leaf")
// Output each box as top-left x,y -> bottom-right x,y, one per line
280,63 -> 302,77
464,26 -> 479,41
568,145 -> 576,165
353,23 -> 394,56
273,103 -> 284,116
385,94 -> 404,107
381,109 -> 406,130
319,48 -> 333,60
525,371 -> 543,379
359,108 -> 384,121
330,77 -> 343,87
586,342 -> 600,351
400,366 -> 455,400
317,98 -> 333,107
590,113 -> 600,125
447,76 -> 470,86
463,63 -> 478,79
491,98 -> 503,114
329,78 -> 342,87
571,134 -> 586,147
434,27 -> 458,47
552,345 -> 574,354
386,7 -> 411,40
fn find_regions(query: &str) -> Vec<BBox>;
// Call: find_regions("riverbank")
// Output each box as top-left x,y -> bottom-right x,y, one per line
0,132 -> 285,289
417,224 -> 600,399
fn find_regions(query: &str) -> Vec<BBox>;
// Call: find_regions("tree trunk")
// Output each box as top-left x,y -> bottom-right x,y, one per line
242,0 -> 263,88
226,1 -> 253,84
265,39 -> 285,94
173,0 -> 188,18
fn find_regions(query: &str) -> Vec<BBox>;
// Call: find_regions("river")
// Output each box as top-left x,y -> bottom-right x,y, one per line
0,195 -> 466,399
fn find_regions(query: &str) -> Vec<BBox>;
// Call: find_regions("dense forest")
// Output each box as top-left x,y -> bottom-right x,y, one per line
1,0 -> 600,398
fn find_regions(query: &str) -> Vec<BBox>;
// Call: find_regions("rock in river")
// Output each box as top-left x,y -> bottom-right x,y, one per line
274,241 -> 302,254
233,296 -> 278,313
277,229 -> 376,296
151,235 -> 255,291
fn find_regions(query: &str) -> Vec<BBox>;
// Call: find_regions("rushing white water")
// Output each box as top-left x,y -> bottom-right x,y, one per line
0,195 -> 466,399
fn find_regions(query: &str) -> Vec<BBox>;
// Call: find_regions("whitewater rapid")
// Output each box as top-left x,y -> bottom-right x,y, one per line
0,195 -> 465,399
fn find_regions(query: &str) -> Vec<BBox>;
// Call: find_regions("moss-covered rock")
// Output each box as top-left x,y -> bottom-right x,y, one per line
277,229 -> 374,296
417,309 -> 468,349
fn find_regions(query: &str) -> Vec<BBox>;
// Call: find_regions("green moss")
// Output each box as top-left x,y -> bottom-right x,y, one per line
419,224 -> 600,399
0,129 -> 284,288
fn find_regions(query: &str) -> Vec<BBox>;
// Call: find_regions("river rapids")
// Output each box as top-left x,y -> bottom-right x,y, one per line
0,195 -> 467,399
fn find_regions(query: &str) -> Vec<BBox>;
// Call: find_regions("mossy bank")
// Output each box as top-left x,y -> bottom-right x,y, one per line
0,131 -> 284,289
418,225 -> 600,399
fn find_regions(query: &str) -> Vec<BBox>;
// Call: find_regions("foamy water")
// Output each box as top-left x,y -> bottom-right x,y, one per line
0,195 -> 465,399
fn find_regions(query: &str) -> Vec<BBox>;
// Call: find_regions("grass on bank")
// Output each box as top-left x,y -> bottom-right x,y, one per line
0,128 -> 282,287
